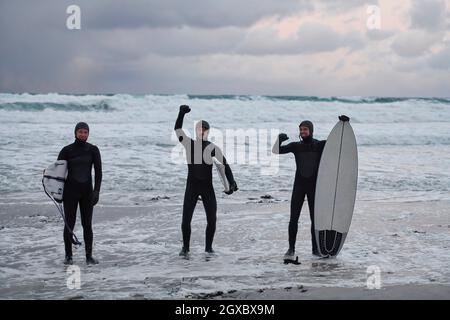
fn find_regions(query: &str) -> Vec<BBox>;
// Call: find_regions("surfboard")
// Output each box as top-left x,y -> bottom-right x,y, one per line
42,159 -> 82,246
314,120 -> 358,257
42,160 -> 68,203
213,159 -> 230,193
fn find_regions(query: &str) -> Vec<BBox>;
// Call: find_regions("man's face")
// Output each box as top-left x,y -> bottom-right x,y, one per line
299,126 -> 310,139
196,126 -> 209,139
76,129 -> 89,141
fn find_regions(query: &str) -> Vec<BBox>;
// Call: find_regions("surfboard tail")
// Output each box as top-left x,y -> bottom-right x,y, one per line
315,230 -> 347,257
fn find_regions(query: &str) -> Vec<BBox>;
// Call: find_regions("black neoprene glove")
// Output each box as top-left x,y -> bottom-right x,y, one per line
225,181 -> 239,195
179,105 -> 191,114
92,190 -> 99,206
278,133 -> 289,142
339,115 -> 350,122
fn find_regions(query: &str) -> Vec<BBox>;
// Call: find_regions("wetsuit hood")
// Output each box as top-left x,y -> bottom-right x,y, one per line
74,122 -> 89,134
195,120 -> 210,140
299,120 -> 314,143
196,120 -> 210,130
74,122 -> 89,144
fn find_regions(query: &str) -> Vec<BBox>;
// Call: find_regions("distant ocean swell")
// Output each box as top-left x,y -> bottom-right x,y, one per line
1,93 -> 450,112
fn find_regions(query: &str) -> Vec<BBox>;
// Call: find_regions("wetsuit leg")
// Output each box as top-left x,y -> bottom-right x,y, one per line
200,184 -> 217,251
306,185 -> 318,254
181,182 -> 199,250
289,184 -> 307,250
79,185 -> 94,256
62,184 -> 79,257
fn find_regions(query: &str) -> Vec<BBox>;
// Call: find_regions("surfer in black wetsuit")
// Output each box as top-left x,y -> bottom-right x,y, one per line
58,122 -> 102,265
273,115 -> 350,260
174,105 -> 238,257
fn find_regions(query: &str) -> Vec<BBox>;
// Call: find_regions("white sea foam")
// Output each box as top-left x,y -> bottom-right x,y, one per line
0,93 -> 449,205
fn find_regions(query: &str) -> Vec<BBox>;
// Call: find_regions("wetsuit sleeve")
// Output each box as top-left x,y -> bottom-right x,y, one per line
174,110 -> 192,147
57,146 -> 67,160
213,146 -> 236,185
273,138 -> 315,154
317,140 -> 326,152
272,137 -> 294,154
92,146 -> 102,192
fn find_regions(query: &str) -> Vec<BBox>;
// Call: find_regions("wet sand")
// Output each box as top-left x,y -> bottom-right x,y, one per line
209,284 -> 450,300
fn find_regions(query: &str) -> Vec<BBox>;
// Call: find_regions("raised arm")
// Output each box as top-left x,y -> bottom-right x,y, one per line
174,105 -> 192,145
273,133 -> 315,154
272,133 -> 293,154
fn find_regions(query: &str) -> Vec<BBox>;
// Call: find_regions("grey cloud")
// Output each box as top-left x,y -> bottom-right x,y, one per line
366,29 -> 395,41
428,45 -> 450,69
295,22 -> 365,53
84,0 -> 375,29
0,1 -> 449,96
410,0 -> 448,31
84,23 -> 364,58
0,0 -> 371,31
317,0 -> 378,13
237,22 -> 365,55
136,27 -> 243,56
391,30 -> 442,57
81,0 -> 314,29
0,0 -> 313,33
0,0 -> 73,31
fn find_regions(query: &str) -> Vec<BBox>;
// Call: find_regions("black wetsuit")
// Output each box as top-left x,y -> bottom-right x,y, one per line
174,110 -> 235,251
58,139 -> 102,258
274,136 -> 325,253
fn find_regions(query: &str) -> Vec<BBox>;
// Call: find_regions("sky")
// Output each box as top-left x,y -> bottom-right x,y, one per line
0,0 -> 449,96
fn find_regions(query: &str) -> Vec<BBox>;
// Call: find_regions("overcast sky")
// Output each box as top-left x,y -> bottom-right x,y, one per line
0,0 -> 449,96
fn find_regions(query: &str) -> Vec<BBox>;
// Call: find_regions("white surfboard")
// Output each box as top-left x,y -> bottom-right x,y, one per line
42,160 -> 68,203
213,159 -> 230,193
314,120 -> 358,257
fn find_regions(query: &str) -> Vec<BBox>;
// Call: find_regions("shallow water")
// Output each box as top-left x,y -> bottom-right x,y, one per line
0,199 -> 448,299
0,93 -> 449,298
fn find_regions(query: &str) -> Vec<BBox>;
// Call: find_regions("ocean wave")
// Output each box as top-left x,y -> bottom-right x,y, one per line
188,95 -> 450,104
2,93 -> 449,111
0,101 -> 113,111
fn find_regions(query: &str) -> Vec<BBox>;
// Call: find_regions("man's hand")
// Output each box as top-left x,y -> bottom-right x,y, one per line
225,181 -> 239,195
278,133 -> 289,142
180,105 -> 191,114
339,115 -> 350,122
92,190 -> 99,206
